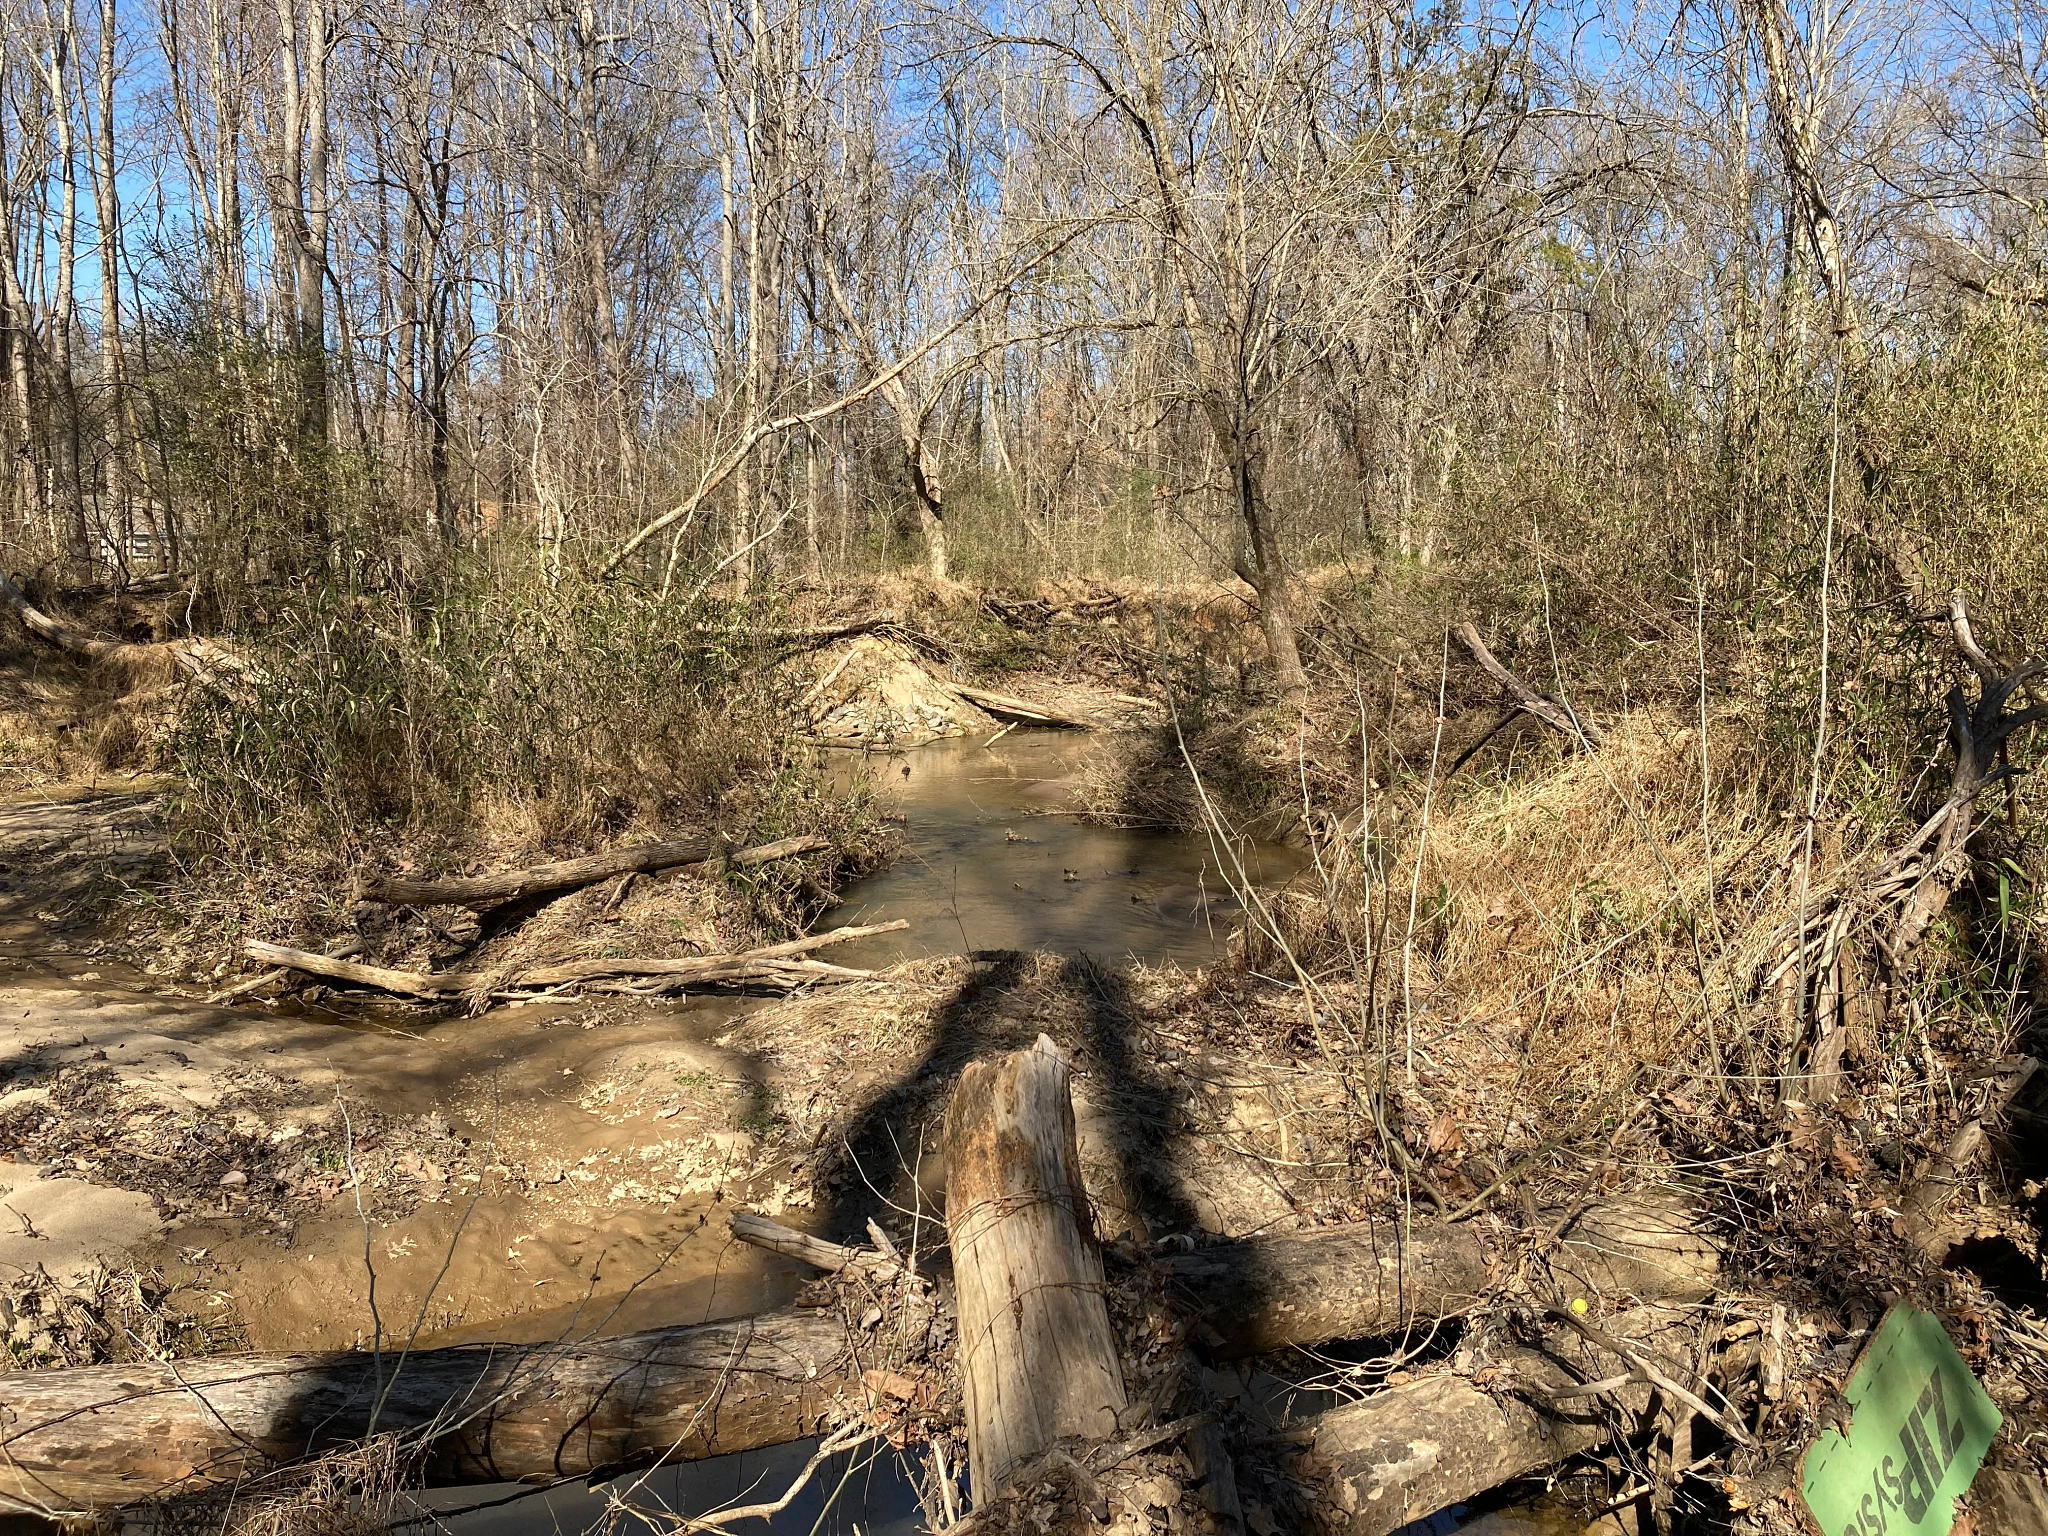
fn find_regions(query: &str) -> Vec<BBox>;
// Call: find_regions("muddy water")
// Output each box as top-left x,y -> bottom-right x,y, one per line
825,733 -> 1307,968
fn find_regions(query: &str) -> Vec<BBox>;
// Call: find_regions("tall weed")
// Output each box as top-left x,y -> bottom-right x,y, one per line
163,563 -> 793,869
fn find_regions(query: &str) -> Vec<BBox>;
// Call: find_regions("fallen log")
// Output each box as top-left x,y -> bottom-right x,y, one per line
240,919 -> 907,1000
942,681 -> 1094,730
1308,1305 -> 1706,1536
729,1190 -> 1718,1368
1451,622 -> 1605,747
0,1294 -> 933,1511
945,1033 -> 1128,1503
3,570 -> 249,682
5,1134 -> 1719,1512
355,832 -> 832,910
1164,1191 -> 1718,1358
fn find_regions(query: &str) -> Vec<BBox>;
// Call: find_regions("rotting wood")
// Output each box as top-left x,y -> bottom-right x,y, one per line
1899,1054 -> 2042,1258
240,919 -> 906,1000
354,832 -> 833,909
942,681 -> 1094,730
1451,621 -> 1606,746
945,1033 -> 1128,1503
1308,1305 -> 1699,1536
0,1294 -> 934,1510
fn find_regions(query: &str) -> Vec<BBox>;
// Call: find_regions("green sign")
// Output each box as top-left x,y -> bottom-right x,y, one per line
1801,1305 -> 2001,1536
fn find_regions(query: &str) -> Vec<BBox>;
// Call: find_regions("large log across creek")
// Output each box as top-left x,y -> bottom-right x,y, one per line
0,1035 -> 1722,1515
354,831 -> 833,910
0,1307 -> 878,1510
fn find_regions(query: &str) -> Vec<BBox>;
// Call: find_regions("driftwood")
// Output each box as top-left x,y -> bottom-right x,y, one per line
0,1288 -> 937,1512
1309,1305 -> 1701,1536
1450,621 -> 1606,747
945,1034 -> 1128,1502
355,832 -> 832,910
943,681 -> 1094,730
240,919 -> 907,1000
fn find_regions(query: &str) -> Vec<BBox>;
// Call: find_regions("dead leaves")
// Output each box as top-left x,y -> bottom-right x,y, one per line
1424,1111 -> 1464,1156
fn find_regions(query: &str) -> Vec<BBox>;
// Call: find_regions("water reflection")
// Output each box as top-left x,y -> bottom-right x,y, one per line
426,1439 -> 926,1533
823,733 -> 1306,969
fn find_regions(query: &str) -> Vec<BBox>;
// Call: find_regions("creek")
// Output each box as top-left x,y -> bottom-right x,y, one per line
417,734 -> 1593,1535
0,740 -> 1596,1535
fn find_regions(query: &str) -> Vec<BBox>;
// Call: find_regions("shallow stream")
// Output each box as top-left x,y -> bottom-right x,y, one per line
419,732 -> 1594,1535
0,743 -> 1597,1535
824,732 -> 1306,970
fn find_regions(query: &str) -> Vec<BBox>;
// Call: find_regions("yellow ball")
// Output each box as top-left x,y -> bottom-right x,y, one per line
1570,1297 -> 1589,1315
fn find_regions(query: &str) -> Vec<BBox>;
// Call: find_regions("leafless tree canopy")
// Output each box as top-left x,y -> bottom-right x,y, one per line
2,0 -> 2045,653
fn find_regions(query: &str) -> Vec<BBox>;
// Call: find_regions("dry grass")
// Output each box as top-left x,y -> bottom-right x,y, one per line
138,1436 -> 429,1536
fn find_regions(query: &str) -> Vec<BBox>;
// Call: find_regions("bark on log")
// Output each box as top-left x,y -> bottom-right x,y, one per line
0,1304 -> 891,1511
943,682 -> 1094,729
356,832 -> 832,909
1163,1191 -> 1717,1358
945,1034 -> 1128,1502
729,1194 -> 1718,1367
1,1189 -> 1718,1512
1309,1306 -> 1697,1536
241,919 -> 907,1000
1451,622 -> 1605,746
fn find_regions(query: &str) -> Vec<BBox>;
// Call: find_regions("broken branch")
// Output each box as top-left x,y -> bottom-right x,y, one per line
1451,621 -> 1606,746
355,832 -> 833,910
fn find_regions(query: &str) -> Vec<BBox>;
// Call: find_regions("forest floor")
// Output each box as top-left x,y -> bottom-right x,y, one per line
0,578 -> 2043,1534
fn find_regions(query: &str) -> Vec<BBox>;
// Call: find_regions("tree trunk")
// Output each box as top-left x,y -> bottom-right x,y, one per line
945,1033 -> 1128,1503
1751,0 -> 1859,349
1309,1307 -> 1696,1535
0,1305 -> 889,1511
92,0 -> 133,576
0,118 -> 37,531
1222,427 -> 1307,701
38,8 -> 90,582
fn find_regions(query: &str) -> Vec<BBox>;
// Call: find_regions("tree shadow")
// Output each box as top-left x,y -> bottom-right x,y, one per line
808,950 -> 1037,1245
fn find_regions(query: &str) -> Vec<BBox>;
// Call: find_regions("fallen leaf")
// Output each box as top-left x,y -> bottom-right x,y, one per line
862,1368 -> 928,1403
1785,1102 -> 1819,1153
1425,1112 -> 1463,1155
